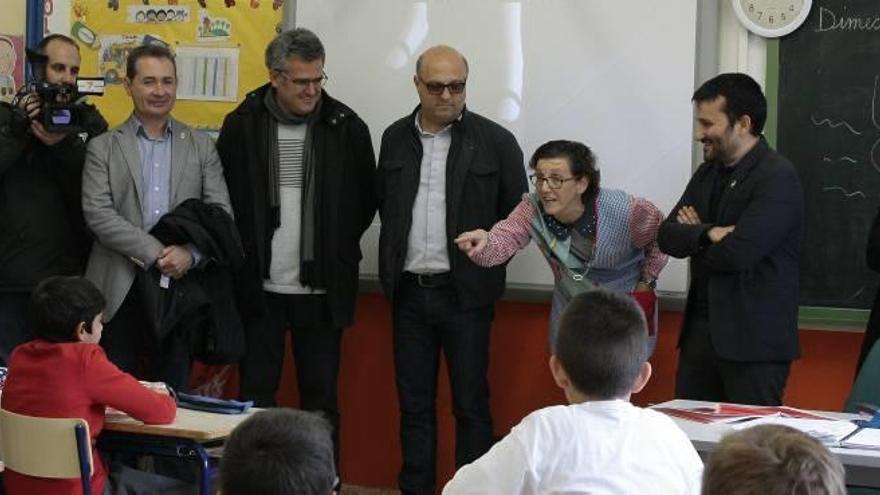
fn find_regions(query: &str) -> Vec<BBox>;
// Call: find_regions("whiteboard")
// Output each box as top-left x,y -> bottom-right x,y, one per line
297,0 -> 697,294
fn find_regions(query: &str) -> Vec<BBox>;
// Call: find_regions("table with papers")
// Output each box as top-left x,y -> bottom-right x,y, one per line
653,399 -> 880,488
101,407 -> 258,495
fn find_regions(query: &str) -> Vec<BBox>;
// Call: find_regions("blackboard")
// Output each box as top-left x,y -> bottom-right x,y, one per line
778,0 -> 880,308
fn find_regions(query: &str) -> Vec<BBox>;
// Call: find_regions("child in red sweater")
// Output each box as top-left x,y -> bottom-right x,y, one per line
1,276 -> 178,495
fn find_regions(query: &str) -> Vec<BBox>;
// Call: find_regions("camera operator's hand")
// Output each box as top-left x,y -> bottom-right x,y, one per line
30,120 -> 67,146
17,93 -> 42,120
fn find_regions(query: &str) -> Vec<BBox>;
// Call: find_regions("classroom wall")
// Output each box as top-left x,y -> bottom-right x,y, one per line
0,2 -> 26,35
195,292 -> 866,491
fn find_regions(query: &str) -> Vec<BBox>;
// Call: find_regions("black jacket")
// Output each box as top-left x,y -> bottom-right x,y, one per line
216,85 -> 376,328
658,138 -> 803,361
858,208 -> 880,372
143,199 -> 246,364
0,101 -> 107,292
376,107 -> 527,309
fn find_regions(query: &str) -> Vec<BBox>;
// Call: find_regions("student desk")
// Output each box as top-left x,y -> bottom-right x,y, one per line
653,399 -> 880,489
101,408 -> 257,495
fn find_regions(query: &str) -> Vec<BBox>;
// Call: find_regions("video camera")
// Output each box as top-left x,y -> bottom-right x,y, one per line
13,48 -> 105,134
21,78 -> 105,133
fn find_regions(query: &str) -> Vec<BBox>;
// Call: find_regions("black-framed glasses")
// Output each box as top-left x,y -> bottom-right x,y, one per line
530,175 -> 577,189
276,70 -> 328,89
417,77 -> 466,95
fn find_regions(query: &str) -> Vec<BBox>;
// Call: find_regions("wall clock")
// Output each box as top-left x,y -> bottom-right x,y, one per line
731,0 -> 813,38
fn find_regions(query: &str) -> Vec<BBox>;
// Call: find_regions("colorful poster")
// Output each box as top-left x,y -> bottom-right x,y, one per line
61,0 -> 282,128
176,45 -> 239,102
0,35 -> 24,104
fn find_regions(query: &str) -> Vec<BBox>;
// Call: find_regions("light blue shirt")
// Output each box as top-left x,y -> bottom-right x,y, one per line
404,113 -> 452,274
131,116 -> 173,232
130,116 -> 201,266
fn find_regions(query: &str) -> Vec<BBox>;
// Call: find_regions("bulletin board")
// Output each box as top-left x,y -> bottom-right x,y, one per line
60,0 -> 284,128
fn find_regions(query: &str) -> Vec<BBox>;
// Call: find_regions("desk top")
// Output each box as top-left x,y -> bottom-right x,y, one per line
104,407 -> 257,442
653,399 -> 880,469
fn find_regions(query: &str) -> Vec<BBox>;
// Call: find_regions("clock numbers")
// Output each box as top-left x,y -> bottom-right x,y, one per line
735,0 -> 811,37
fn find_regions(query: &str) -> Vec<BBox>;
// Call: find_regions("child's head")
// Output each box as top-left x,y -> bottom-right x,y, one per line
220,408 -> 336,495
551,289 -> 650,401
27,276 -> 105,344
702,424 -> 845,495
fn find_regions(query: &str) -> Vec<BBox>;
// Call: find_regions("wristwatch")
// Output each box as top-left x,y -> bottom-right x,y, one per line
639,278 -> 657,289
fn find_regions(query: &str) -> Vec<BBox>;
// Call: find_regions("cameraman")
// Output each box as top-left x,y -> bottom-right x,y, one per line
0,34 -> 107,365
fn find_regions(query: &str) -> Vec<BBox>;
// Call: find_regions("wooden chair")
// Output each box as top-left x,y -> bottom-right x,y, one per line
0,408 -> 94,495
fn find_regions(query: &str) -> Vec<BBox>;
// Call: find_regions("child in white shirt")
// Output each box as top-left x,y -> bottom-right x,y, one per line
443,289 -> 703,494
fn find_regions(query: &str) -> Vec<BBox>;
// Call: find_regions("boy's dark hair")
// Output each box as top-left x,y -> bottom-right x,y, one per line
126,44 -> 176,81
702,424 -> 846,495
28,276 -> 105,343
692,72 -> 767,136
529,139 -> 600,205
220,408 -> 336,495
555,289 -> 648,399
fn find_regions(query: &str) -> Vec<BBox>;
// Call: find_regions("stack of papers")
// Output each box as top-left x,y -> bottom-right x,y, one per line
654,403 -> 835,424
729,416 -> 859,447
841,428 -> 880,450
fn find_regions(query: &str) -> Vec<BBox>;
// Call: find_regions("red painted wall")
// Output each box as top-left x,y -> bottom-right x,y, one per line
193,292 -> 866,490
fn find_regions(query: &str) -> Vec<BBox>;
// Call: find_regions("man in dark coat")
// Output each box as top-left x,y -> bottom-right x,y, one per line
658,73 -> 803,406
216,28 -> 376,470
0,34 -> 106,364
376,45 -> 527,494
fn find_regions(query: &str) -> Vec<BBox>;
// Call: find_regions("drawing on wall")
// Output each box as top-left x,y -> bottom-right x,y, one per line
175,44 -> 238,102
0,35 -> 24,104
196,10 -> 231,40
129,6 -> 190,24
98,34 -> 144,84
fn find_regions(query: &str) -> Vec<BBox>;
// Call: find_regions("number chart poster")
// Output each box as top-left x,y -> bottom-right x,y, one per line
62,0 -> 283,128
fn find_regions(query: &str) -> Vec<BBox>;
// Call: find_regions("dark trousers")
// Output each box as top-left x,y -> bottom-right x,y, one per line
393,274 -> 494,495
675,314 -> 791,406
0,292 -> 32,366
102,285 -> 191,392
238,292 -> 342,470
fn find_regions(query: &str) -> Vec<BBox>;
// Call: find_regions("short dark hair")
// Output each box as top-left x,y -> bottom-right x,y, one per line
220,409 -> 336,495
555,289 -> 648,399
692,72 -> 767,136
529,139 -> 600,205
27,276 -> 105,343
36,34 -> 79,54
702,424 -> 846,495
265,28 -> 325,73
126,44 -> 176,80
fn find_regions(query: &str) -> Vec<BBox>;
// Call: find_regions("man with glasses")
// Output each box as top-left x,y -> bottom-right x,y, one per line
216,28 -> 376,474
377,44 -> 527,495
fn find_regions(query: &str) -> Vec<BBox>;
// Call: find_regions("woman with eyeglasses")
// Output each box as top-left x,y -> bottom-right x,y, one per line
455,139 -> 668,350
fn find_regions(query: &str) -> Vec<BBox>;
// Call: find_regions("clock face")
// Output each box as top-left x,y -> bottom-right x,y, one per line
733,0 -> 812,38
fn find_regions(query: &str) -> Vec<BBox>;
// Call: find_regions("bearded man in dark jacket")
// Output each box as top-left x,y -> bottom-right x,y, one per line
0,34 -> 107,364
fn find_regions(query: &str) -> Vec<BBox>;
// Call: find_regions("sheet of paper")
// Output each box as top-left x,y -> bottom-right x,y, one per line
842,428 -> 880,450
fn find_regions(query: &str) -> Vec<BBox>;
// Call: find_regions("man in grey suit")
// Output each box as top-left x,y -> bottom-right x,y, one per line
82,44 -> 232,390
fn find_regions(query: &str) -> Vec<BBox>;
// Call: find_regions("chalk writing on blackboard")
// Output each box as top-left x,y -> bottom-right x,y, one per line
816,6 -> 880,33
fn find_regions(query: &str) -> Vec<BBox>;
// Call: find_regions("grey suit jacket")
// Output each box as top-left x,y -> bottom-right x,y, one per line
82,115 -> 232,321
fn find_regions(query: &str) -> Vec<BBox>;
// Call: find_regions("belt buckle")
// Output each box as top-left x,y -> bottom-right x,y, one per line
417,273 -> 434,288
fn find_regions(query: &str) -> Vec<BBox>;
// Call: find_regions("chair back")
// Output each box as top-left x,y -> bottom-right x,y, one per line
847,339 -> 880,413
0,408 -> 93,494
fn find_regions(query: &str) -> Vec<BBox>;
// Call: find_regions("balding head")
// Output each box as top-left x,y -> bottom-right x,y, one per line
415,45 -> 468,79
413,45 -> 469,133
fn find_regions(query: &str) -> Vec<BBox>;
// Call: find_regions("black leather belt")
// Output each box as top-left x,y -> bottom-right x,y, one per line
403,271 -> 451,288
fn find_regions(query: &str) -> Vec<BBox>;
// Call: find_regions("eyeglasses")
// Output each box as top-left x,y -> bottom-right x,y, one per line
530,175 -> 577,189
276,70 -> 328,89
418,77 -> 466,95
